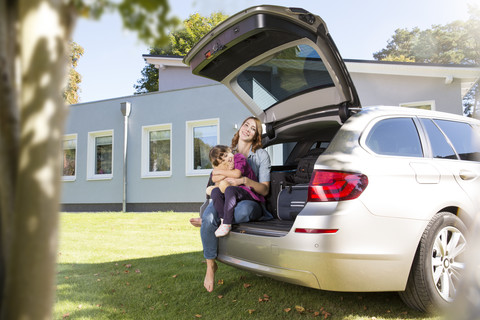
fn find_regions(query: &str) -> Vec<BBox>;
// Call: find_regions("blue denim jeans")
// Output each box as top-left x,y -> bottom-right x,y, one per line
200,200 -> 262,259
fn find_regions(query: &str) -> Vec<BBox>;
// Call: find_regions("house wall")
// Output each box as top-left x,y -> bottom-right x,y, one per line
61,85 -> 251,212
350,73 -> 462,114
157,66 -> 216,92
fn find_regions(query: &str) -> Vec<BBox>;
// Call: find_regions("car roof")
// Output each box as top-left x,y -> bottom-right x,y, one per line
358,106 -> 480,124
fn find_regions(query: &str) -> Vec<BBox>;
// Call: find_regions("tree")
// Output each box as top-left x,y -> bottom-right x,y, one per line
64,41 -> 84,105
373,5 -> 480,117
134,12 -> 228,94
0,1 -> 177,318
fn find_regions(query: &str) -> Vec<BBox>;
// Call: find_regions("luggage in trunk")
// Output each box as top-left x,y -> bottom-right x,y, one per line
293,148 -> 324,184
266,169 -> 295,218
277,185 -> 308,221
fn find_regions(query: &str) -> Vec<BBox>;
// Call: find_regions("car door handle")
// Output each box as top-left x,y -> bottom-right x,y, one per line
459,170 -> 477,181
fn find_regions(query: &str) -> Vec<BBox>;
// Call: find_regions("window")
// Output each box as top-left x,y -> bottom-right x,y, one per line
434,119 -> 480,161
87,130 -> 113,180
142,124 -> 172,178
420,119 -> 457,160
400,100 -> 435,111
237,44 -> 334,110
62,134 -> 77,181
186,119 -> 219,176
365,118 -> 423,157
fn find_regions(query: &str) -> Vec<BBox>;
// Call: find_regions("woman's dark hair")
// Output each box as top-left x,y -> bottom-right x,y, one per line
209,145 -> 232,167
231,116 -> 263,152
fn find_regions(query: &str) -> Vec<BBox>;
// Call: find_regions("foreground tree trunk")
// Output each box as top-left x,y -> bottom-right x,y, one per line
0,0 -> 74,318
0,0 -> 173,317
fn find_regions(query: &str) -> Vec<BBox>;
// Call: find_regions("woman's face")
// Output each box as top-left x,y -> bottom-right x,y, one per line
239,118 -> 258,143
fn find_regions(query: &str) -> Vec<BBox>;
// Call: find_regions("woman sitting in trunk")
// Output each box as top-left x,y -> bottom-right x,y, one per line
191,116 -> 272,292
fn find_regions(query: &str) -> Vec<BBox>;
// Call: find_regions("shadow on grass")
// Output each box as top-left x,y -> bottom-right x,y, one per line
56,251 -> 435,320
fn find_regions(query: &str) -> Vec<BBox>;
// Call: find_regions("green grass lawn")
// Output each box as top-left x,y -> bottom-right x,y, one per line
56,212 -> 441,320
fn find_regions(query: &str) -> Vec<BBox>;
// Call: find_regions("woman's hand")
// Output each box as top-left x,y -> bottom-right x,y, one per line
224,177 -> 242,186
225,176 -> 270,196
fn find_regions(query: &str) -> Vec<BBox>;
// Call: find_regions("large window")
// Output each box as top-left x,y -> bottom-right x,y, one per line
400,100 -> 435,111
62,134 -> 77,181
365,118 -> 423,157
142,124 -> 172,178
87,130 -> 113,180
186,119 -> 219,176
237,44 -> 334,110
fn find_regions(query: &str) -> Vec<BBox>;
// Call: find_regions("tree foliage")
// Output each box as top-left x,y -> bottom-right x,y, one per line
134,12 -> 228,94
373,6 -> 480,64
63,41 -> 84,105
0,1 -> 176,319
373,5 -> 480,117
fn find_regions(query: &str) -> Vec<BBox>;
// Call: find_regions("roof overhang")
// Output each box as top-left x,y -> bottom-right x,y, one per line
143,55 -> 185,69
143,55 -> 480,97
345,60 -> 480,97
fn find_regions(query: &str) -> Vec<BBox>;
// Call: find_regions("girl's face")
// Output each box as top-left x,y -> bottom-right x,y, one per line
239,118 -> 258,143
220,152 -> 234,170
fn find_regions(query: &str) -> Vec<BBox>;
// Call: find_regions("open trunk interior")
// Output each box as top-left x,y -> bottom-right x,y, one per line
229,119 -> 342,236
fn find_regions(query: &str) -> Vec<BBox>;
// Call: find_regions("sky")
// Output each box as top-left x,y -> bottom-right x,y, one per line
72,0 -> 478,103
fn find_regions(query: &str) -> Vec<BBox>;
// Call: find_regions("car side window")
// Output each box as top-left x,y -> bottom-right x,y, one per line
420,118 -> 458,160
434,119 -> 480,161
366,118 -> 423,157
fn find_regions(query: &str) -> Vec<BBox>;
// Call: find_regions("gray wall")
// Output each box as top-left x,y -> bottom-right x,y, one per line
61,84 -> 251,211
158,66 -> 216,92
351,72 -> 462,114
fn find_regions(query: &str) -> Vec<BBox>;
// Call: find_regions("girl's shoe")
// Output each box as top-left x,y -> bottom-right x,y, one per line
215,223 -> 232,237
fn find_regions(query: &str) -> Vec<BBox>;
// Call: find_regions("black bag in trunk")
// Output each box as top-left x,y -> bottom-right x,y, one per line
277,185 -> 308,221
293,148 -> 324,184
266,169 -> 295,218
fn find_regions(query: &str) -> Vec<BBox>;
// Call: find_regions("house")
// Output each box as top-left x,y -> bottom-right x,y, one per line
60,55 -> 479,212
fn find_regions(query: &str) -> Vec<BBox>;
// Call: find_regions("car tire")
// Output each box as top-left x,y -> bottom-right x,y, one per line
399,211 -> 468,312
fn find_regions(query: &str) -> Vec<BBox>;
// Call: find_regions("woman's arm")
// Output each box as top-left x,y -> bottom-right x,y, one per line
211,174 -> 226,183
223,177 -> 270,196
212,168 -> 242,178
245,178 -> 270,196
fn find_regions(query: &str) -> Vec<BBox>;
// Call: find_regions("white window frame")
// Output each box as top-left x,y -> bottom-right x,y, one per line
141,124 -> 172,178
87,130 -> 114,181
186,118 -> 219,176
400,100 -> 436,111
62,134 -> 77,182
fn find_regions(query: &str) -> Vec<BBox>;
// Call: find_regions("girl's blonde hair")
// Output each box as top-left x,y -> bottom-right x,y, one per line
231,116 -> 263,152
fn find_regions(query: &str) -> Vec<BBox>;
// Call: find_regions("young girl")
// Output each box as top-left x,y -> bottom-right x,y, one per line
208,145 -> 265,237
205,146 -> 236,196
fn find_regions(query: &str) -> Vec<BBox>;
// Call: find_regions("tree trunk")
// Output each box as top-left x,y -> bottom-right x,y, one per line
1,0 -> 74,318
0,0 -> 20,314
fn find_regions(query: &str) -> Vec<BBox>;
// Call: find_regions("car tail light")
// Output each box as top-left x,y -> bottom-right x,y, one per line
295,228 -> 338,234
308,170 -> 368,202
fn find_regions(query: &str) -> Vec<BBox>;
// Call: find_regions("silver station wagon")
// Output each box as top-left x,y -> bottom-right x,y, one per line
184,5 -> 480,312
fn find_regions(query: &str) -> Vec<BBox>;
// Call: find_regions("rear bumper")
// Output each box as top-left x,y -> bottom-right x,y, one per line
218,201 -> 428,292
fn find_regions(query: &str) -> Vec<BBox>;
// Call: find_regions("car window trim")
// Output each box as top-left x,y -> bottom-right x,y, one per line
419,118 -> 461,161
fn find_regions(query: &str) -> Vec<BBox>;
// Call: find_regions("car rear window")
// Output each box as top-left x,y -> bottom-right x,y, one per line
236,44 -> 335,110
366,118 -> 423,157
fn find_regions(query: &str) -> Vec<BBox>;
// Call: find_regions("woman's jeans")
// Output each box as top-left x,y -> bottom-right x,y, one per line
200,200 -> 262,259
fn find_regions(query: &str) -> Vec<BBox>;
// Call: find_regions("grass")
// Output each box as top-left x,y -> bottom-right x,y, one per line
55,212 -> 441,320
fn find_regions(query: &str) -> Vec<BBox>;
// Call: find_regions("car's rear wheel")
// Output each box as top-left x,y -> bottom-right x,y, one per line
399,211 -> 468,312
